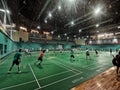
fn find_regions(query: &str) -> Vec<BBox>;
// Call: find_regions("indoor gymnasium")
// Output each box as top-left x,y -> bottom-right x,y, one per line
0,0 -> 120,90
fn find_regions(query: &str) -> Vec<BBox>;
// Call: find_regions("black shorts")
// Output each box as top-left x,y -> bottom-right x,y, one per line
71,55 -> 74,58
112,58 -> 120,67
38,57 -> 43,61
116,63 -> 120,67
12,60 -> 20,65
86,54 -> 90,56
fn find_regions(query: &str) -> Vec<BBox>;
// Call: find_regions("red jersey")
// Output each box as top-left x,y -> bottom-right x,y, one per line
39,51 -> 44,58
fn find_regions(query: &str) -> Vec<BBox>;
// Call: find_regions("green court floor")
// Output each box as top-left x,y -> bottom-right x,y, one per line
0,51 -> 114,90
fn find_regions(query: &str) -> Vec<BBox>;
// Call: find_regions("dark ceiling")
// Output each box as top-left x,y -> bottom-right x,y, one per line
6,0 -> 120,39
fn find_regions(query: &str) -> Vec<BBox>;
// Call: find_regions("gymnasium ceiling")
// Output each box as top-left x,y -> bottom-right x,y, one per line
6,0 -> 120,39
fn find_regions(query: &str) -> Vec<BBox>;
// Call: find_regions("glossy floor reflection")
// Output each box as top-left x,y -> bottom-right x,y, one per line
71,67 -> 120,90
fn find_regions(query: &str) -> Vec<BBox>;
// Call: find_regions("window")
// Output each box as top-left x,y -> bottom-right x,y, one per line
0,44 -> 3,55
4,45 -> 7,53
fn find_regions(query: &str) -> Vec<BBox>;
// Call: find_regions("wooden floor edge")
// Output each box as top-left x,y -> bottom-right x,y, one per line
70,67 -> 119,90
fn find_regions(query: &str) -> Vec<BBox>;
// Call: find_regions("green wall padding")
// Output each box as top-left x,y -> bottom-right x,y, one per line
0,30 -> 17,59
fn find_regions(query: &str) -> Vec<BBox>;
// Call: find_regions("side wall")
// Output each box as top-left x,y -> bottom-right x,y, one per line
80,45 -> 120,51
17,42 -> 74,51
0,30 -> 17,59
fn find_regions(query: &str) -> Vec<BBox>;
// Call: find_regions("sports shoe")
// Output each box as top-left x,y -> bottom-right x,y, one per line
18,71 -> 21,74
8,71 -> 11,74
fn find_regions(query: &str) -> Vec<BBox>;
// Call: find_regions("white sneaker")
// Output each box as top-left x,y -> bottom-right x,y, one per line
18,71 -> 21,74
8,71 -> 11,74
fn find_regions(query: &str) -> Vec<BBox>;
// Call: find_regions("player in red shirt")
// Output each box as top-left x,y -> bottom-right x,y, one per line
35,50 -> 46,65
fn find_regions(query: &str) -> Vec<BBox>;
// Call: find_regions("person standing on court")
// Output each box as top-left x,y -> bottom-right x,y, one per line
95,49 -> 98,56
86,49 -> 90,60
70,49 -> 75,62
112,51 -> 120,77
8,49 -> 22,74
35,50 -> 46,65
110,48 -> 112,55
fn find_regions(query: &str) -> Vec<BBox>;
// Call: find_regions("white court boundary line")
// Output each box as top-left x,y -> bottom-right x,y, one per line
82,60 -> 111,69
37,70 -> 71,80
0,60 -> 6,65
83,59 -> 112,69
1,80 -> 35,90
29,64 -> 41,88
0,61 -> 5,65
0,70 -> 71,90
35,72 -> 81,90
53,60 -> 82,73
51,61 -> 77,74
90,63 -> 111,70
